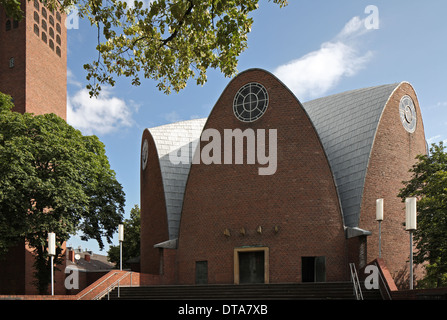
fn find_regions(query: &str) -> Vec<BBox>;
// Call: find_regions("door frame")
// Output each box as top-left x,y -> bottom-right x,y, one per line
233,247 -> 269,284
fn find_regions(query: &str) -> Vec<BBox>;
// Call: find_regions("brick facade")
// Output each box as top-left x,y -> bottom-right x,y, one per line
359,82 -> 427,288
0,0 -> 66,119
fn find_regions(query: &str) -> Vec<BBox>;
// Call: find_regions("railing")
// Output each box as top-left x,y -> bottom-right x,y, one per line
349,263 -> 363,300
77,271 -> 133,300
98,271 -> 133,300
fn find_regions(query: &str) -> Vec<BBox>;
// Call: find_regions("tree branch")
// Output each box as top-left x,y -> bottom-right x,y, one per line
159,0 -> 194,48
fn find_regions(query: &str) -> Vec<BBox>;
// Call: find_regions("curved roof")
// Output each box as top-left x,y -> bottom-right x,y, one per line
302,83 -> 401,228
147,118 -> 207,240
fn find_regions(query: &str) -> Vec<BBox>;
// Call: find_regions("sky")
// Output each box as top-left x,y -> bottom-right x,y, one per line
65,0 -> 447,253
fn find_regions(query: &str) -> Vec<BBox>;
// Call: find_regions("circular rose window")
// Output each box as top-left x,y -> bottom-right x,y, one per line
233,82 -> 269,122
399,95 -> 417,133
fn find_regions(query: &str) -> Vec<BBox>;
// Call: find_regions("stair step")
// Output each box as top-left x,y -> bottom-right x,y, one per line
102,282 -> 381,300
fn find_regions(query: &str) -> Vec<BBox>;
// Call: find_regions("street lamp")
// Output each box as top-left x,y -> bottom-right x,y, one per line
48,232 -> 56,295
118,224 -> 124,270
405,197 -> 417,290
376,199 -> 384,258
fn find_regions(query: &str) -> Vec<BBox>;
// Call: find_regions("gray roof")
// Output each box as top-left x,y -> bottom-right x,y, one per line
302,83 -> 400,227
148,118 -> 207,240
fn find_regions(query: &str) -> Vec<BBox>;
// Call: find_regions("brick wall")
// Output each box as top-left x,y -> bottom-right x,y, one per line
175,69 -> 348,284
140,130 -> 169,274
359,82 -> 427,288
0,0 -> 66,119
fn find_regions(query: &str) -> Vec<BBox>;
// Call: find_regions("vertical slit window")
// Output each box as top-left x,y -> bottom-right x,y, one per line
56,34 -> 61,45
34,24 -> 39,36
56,23 -> 61,34
41,19 -> 47,31
49,15 -> 54,26
49,27 -> 54,38
56,46 -> 61,57
49,39 -> 54,50
34,11 -> 39,23
42,32 -> 47,43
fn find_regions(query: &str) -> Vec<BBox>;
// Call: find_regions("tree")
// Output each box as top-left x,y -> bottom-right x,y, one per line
398,142 -> 447,288
1,0 -> 288,97
107,204 -> 140,269
0,92 -> 125,294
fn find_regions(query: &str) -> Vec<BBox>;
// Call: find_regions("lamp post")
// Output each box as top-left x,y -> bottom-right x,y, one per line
405,197 -> 417,290
118,224 -> 124,271
48,232 -> 56,295
376,199 -> 384,258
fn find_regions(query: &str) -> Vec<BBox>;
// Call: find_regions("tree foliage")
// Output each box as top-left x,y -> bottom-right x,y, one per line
0,92 -> 125,293
398,142 -> 447,288
2,0 -> 287,97
107,204 -> 140,269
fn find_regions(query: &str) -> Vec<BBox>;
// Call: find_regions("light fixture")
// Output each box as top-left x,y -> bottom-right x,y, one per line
376,199 -> 383,258
48,232 -> 56,295
405,197 -> 417,289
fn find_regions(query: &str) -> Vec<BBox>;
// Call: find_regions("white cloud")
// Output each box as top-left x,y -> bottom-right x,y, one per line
274,16 -> 374,101
163,111 -> 182,123
67,87 -> 135,135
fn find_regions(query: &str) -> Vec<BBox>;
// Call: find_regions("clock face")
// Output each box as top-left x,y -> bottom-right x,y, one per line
141,139 -> 148,170
233,82 -> 269,122
399,95 -> 417,133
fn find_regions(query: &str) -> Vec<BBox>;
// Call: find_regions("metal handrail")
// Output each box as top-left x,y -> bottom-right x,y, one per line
96,271 -> 132,300
77,271 -> 132,300
349,263 -> 363,300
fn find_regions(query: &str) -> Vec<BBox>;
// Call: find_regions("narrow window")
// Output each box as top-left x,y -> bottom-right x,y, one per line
49,39 -> 54,50
49,27 -> 54,38
56,46 -> 61,57
34,24 -> 39,36
56,23 -> 61,34
34,11 -> 39,23
34,0 -> 39,10
41,7 -> 47,19
56,34 -> 61,45
9,57 -> 14,68
42,32 -> 47,44
56,12 -> 61,22
41,19 -> 47,31
6,20 -> 11,31
49,15 -> 54,26
195,261 -> 208,284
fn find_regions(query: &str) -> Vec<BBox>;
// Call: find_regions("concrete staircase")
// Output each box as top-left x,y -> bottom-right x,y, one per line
103,282 -> 382,300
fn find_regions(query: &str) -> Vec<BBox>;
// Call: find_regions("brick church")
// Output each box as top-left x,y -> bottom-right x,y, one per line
140,69 -> 426,286
1,0 -> 427,295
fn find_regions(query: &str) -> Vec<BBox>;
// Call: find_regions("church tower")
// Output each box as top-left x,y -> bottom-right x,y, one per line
0,0 -> 67,295
0,0 -> 67,119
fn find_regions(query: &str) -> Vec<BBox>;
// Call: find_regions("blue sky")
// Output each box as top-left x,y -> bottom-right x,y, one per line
65,0 -> 447,253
